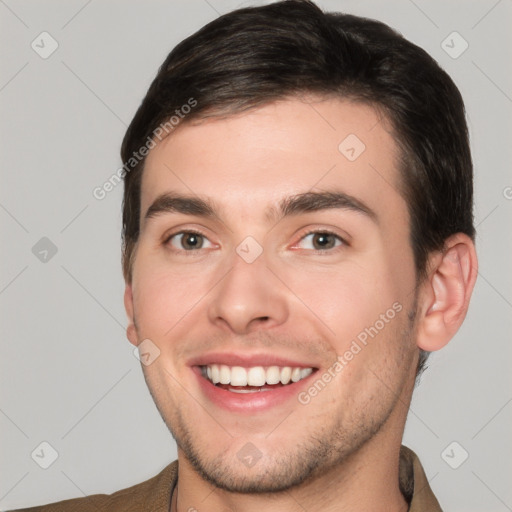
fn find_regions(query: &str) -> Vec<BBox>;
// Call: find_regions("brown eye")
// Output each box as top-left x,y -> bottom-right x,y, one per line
297,232 -> 344,251
311,233 -> 337,249
168,232 -> 212,251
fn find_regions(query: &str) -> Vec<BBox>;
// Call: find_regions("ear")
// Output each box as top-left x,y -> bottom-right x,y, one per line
416,233 -> 478,352
124,283 -> 138,347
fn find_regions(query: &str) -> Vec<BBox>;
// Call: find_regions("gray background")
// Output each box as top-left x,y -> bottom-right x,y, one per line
1,0 -> 511,510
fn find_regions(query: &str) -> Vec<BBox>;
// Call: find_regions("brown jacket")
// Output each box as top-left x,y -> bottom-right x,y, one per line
12,446 -> 441,511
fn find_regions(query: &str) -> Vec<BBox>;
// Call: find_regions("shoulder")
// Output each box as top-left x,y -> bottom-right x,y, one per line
10,461 -> 178,512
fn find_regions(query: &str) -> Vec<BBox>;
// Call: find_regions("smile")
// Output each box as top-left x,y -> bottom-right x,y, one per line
200,364 -> 314,392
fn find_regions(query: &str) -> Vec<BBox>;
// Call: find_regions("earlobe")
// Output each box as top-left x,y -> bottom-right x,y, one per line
416,234 -> 478,352
124,283 -> 138,347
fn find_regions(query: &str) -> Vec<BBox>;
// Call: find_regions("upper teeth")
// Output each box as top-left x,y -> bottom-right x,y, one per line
202,365 -> 313,386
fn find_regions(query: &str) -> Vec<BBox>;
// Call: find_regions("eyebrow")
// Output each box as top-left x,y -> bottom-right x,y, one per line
145,193 -> 216,221
143,190 -> 377,225
273,190 -> 377,223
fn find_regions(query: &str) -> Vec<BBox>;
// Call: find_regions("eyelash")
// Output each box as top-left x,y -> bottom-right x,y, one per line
163,229 -> 348,254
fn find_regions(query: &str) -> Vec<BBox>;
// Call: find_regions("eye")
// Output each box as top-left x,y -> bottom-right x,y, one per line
167,231 -> 214,251
296,231 -> 345,251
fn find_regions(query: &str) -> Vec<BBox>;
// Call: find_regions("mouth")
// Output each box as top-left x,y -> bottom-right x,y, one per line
191,357 -> 319,412
200,364 -> 315,393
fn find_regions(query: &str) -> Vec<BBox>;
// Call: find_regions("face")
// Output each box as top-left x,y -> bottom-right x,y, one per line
125,98 -> 420,492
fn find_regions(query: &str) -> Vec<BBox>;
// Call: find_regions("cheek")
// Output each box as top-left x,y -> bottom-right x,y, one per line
282,258 -> 405,349
131,258 -> 212,339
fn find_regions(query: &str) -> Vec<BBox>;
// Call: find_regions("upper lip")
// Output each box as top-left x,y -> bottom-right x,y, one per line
188,352 -> 319,369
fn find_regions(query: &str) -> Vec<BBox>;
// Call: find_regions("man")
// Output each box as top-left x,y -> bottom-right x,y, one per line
15,0 -> 477,510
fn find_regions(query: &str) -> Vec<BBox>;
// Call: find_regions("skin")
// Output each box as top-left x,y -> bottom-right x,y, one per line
124,97 -> 478,512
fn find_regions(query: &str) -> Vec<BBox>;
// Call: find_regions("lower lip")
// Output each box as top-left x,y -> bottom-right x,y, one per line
192,366 -> 316,413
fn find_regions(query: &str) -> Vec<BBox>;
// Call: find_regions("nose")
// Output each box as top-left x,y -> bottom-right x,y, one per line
207,252 -> 289,335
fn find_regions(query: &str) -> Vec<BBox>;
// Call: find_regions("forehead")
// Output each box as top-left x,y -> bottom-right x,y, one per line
140,98 -> 405,223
